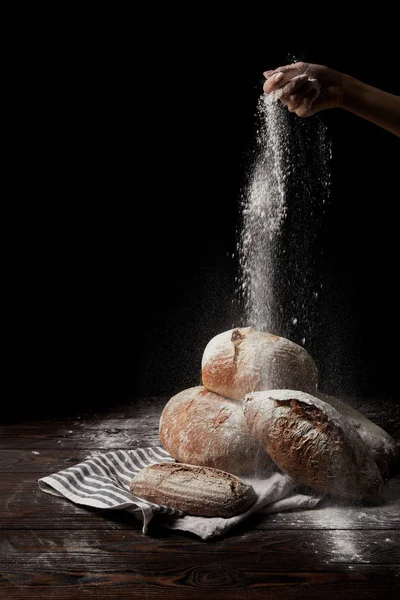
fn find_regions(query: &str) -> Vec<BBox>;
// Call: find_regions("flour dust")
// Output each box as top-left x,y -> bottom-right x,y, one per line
236,91 -> 331,353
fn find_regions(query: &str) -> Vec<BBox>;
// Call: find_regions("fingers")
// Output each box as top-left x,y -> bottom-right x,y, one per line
263,61 -> 307,82
269,77 -> 319,117
262,62 -> 320,117
263,64 -> 295,79
262,63 -> 299,93
263,63 -> 313,96
263,71 -> 285,94
276,75 -> 310,102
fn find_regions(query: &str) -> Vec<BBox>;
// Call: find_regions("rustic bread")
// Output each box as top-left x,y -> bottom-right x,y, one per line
159,386 -> 272,477
243,389 -> 384,503
130,462 -> 257,517
201,327 -> 318,401
317,391 -> 399,479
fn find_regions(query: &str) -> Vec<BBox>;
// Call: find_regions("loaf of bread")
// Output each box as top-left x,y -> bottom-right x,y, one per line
316,391 -> 399,480
130,462 -> 257,517
243,389 -> 384,502
159,386 -> 272,477
201,327 -> 318,401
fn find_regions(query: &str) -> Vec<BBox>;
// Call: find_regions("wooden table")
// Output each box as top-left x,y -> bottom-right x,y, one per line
1,395 -> 399,599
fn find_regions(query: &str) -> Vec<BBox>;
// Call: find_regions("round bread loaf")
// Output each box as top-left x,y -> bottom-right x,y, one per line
159,386 -> 272,477
130,462 -> 257,517
201,327 -> 318,401
243,389 -> 384,503
316,391 -> 399,480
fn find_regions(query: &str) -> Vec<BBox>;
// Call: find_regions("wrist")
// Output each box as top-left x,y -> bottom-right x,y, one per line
339,72 -> 364,112
320,66 -> 346,110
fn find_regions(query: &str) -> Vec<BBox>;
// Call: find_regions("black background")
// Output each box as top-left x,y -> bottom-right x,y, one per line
8,24 -> 399,418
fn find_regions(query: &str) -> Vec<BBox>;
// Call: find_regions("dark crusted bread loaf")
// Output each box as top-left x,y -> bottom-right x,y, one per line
159,386 -> 272,477
201,327 -> 318,401
316,391 -> 399,480
243,389 -> 384,503
129,462 -> 257,517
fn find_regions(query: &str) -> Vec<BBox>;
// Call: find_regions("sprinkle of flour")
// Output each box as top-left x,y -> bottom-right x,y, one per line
236,81 -> 331,350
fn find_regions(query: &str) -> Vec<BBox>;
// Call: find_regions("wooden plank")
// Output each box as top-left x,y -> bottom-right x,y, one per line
1,529 -> 399,564
0,424 -> 160,449
0,416 -> 161,432
0,410 -> 164,430
0,396 -> 169,426
0,449 -> 142,473
1,474 -> 399,531
0,396 -> 398,600
0,446 -> 173,474
0,449 -> 96,473
0,563 -> 399,600
0,408 -> 164,450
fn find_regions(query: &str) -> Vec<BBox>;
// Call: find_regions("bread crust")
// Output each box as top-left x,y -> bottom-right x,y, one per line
243,389 -> 384,502
130,462 -> 257,517
201,327 -> 318,401
159,386 -> 272,477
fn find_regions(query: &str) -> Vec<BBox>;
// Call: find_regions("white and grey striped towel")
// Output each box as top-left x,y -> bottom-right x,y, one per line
38,446 -> 323,540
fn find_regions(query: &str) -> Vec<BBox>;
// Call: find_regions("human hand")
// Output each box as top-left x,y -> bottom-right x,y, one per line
263,62 -> 343,117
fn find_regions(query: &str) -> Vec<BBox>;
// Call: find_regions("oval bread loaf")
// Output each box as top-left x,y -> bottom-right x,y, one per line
130,462 -> 257,517
316,391 -> 399,480
243,389 -> 384,503
201,327 -> 318,401
159,386 -> 272,477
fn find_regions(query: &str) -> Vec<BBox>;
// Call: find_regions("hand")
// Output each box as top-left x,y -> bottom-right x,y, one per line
263,62 -> 344,117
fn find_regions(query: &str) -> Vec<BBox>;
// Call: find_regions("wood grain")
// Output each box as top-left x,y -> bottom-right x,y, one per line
1,529 -> 399,563
1,565 -> 399,600
1,395 -> 399,599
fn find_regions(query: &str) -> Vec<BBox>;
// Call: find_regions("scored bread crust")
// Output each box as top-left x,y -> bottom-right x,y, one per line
201,327 -> 318,401
129,462 -> 257,517
243,389 -> 384,502
159,385 -> 272,477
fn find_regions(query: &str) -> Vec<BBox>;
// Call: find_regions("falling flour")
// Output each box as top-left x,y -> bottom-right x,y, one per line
236,86 -> 331,352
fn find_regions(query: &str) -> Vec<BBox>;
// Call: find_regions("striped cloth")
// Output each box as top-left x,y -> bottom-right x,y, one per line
38,446 -> 322,540
38,446 -> 184,534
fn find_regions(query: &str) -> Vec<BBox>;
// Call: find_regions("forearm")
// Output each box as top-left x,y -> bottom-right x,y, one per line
340,73 -> 400,136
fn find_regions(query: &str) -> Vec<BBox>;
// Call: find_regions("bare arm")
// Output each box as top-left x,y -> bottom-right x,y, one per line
340,73 -> 400,136
263,62 -> 400,137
